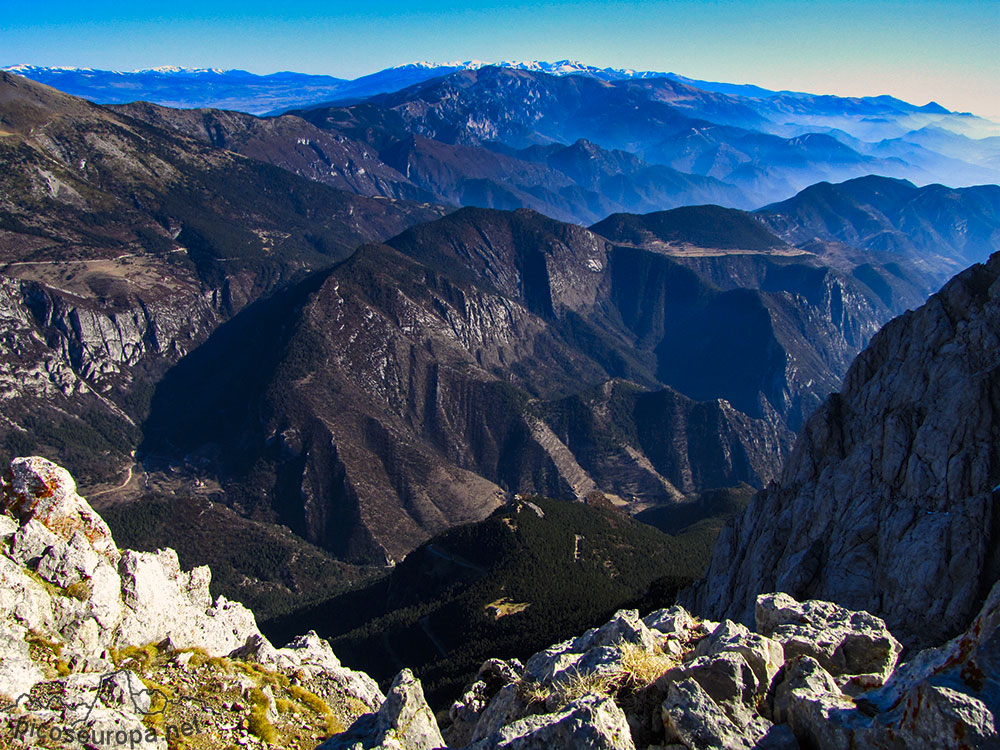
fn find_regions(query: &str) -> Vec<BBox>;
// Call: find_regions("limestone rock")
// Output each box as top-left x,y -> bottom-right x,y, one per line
2,457 -> 118,562
684,254 -> 1000,650
772,656 -> 868,750
116,548 -> 259,655
643,607 -> 695,638
662,678 -> 754,750
35,530 -> 103,589
447,659 -> 523,747
859,579 -> 1000,748
755,593 -> 901,683
233,631 -> 385,711
469,694 -> 636,750
524,609 -> 656,685
694,619 -> 784,691
468,683 -> 529,745
0,629 -> 46,699
319,668 -> 445,750
9,518 -> 62,567
661,652 -> 761,714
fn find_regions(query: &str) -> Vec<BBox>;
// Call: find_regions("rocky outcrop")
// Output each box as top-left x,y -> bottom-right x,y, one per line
322,587 -> 998,749
755,593 -> 902,688
318,669 -> 446,750
3,455 -> 996,750
684,252 -> 1000,649
4,456 -> 119,561
0,456 -> 377,701
0,457 -> 259,666
467,694 -> 635,750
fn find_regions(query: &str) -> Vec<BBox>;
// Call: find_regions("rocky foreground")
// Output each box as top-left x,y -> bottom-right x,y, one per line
1,455 -> 998,749
328,588 -> 999,750
0,456 -> 382,749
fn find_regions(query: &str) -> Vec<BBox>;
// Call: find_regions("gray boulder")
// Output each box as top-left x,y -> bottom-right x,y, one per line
468,694 -> 635,750
662,678 -> 754,750
755,593 -> 901,684
319,668 -> 445,750
524,609 -> 656,685
661,652 -> 761,717
860,579 -> 1000,748
694,619 -> 784,690
2,457 -> 119,562
772,656 -> 869,750
0,628 -> 45,699
468,683 -> 530,745
116,547 -> 260,654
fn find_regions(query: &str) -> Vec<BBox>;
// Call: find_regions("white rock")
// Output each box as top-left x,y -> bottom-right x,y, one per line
319,668 -> 444,750
695,619 -> 784,690
471,694 -> 636,750
2,457 -> 119,562
116,549 -> 259,654
0,629 -> 45,699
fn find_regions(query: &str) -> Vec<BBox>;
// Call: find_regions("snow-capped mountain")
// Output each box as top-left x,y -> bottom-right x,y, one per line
0,64 -> 347,114
5,60 -> 998,146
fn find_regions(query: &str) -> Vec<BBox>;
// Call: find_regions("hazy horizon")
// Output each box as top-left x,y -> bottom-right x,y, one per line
4,0 -> 998,121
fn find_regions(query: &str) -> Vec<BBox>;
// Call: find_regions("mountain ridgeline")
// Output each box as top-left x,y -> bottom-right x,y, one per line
136,200 -> 947,567
89,61 -> 1000,227
0,70 -> 443,485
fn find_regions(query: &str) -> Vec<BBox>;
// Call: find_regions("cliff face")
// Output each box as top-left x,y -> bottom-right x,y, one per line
143,226 -> 793,564
684,252 -> 1000,649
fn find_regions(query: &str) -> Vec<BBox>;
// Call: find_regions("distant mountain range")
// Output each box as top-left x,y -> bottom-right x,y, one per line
1,61 -> 796,113
8,60 -> 996,212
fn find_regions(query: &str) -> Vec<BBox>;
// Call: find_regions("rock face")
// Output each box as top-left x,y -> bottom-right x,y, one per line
684,252 -> 1000,649
0,457 -> 259,675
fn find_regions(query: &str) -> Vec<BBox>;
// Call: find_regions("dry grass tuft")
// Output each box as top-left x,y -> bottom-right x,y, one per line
618,641 -> 677,689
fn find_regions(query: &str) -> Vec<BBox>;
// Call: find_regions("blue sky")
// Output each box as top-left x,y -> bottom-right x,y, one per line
4,0 -> 999,118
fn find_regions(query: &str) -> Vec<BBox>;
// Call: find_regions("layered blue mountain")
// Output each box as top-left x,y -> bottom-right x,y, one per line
8,61 -> 999,211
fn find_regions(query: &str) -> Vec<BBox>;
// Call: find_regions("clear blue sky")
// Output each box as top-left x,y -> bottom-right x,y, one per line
4,0 -> 999,118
